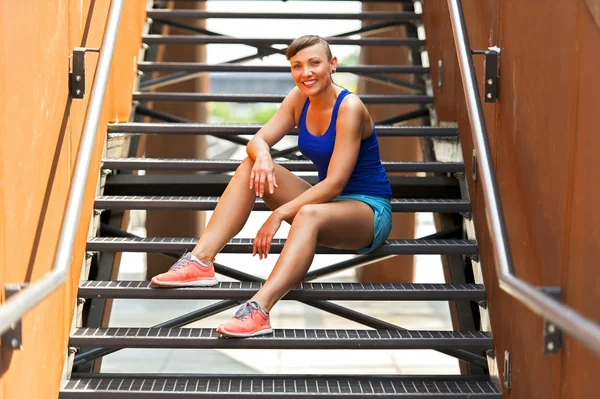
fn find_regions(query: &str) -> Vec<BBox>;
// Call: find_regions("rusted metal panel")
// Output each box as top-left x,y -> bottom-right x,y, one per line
559,3 -> 600,397
425,0 -> 600,397
493,0 -> 581,394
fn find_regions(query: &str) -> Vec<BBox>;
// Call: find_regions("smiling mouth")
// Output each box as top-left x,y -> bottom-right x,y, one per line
302,79 -> 317,87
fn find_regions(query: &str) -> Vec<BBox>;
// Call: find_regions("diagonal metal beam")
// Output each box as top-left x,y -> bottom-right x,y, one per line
375,108 -> 430,125
140,21 -> 422,91
72,299 -> 238,367
140,22 -> 285,91
149,19 -> 286,56
134,105 -> 301,160
358,72 -> 426,92
76,225 -> 486,368
135,105 -> 250,147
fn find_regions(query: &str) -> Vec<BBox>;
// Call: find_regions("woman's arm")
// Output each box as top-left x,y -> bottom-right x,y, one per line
246,87 -> 304,160
275,95 -> 364,221
246,87 -> 304,196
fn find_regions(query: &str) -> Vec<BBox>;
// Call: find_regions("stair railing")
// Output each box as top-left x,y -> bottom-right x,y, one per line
448,0 -> 600,356
0,0 -> 125,339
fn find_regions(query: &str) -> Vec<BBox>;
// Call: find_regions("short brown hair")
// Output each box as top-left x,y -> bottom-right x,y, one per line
286,35 -> 332,61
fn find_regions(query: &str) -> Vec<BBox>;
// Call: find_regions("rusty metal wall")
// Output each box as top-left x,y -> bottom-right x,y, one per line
0,1 -> 146,397
423,0 -> 600,398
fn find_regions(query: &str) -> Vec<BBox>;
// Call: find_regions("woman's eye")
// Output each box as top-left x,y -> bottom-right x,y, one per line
312,61 -> 320,65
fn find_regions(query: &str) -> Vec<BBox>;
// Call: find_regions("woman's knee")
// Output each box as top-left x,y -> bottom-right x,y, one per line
293,204 -> 321,226
239,156 -> 254,171
232,157 -> 254,182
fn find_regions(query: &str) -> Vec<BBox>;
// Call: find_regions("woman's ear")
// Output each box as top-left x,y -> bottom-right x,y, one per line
330,56 -> 338,74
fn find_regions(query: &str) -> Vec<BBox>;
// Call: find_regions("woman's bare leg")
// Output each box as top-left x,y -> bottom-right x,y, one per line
191,157 -> 311,264
251,200 -> 375,311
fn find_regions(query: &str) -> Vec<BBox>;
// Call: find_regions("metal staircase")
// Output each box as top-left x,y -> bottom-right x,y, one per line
60,1 -> 500,397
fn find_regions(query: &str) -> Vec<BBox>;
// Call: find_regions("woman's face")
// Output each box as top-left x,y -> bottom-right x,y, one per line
289,43 -> 337,96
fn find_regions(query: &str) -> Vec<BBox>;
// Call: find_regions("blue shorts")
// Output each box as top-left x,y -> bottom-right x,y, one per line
331,194 -> 392,254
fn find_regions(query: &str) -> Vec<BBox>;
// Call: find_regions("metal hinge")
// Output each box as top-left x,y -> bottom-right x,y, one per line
69,47 -> 100,99
1,284 -> 29,351
472,46 -> 500,102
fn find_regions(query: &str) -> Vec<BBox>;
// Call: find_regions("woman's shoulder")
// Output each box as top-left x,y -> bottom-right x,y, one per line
338,91 -> 366,114
285,86 -> 308,105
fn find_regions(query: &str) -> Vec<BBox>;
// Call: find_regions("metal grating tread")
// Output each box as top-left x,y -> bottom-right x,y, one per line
101,158 -> 464,173
132,92 -> 434,104
61,375 -> 501,398
107,123 -> 457,137
78,281 -> 486,301
86,237 -> 478,255
142,35 -> 425,47
94,196 -> 470,213
146,10 -> 422,21
138,62 -> 429,74
103,174 -> 461,199
70,328 -> 493,350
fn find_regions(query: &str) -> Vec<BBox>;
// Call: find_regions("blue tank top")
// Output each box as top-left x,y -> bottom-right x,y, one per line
297,89 -> 392,198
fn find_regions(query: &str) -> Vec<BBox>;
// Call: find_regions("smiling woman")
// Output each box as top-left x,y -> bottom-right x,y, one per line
151,35 -> 392,339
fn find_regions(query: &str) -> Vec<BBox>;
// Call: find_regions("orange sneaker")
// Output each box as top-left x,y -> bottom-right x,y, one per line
216,300 -> 273,338
151,253 -> 218,287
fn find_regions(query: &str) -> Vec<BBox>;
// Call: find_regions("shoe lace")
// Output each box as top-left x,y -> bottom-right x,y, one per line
169,253 -> 192,272
234,301 -> 258,321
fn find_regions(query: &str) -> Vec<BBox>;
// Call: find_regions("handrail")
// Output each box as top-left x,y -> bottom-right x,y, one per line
447,0 -> 600,357
0,0 -> 124,338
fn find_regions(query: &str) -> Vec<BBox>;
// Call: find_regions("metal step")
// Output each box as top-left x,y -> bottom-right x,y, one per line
132,92 -> 434,104
104,175 -> 461,199
101,158 -> 464,173
107,123 -> 457,137
61,374 -> 502,398
78,281 -> 486,301
146,10 -> 421,21
70,328 -> 492,350
143,35 -> 425,47
86,237 -> 478,255
137,62 -> 429,74
95,196 -> 470,213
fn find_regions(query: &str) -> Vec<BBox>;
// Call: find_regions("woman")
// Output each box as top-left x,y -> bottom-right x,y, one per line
151,35 -> 392,338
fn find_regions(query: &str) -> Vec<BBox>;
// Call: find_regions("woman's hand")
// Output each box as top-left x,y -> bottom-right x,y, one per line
249,152 -> 278,198
253,211 -> 283,259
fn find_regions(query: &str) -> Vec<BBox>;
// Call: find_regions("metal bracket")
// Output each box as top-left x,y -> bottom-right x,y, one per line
472,46 -> 500,102
477,299 -> 488,309
503,350 -> 511,390
472,149 -> 478,182
540,286 -> 563,354
1,284 -> 29,351
69,47 -> 100,99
